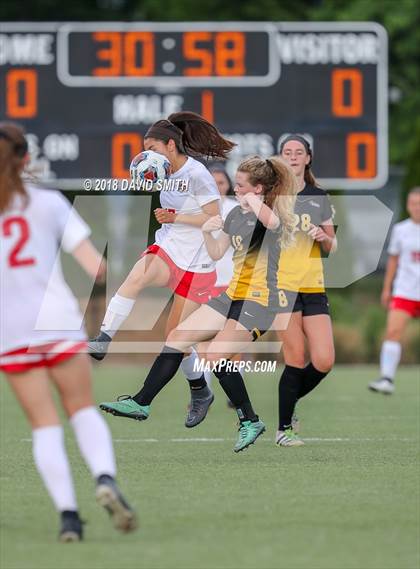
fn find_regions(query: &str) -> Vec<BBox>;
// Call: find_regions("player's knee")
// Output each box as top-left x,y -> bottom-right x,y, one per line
385,327 -> 403,342
283,347 -> 305,368
312,352 -> 334,373
166,328 -> 182,345
125,267 -> 146,291
166,329 -> 192,352
205,353 -> 228,365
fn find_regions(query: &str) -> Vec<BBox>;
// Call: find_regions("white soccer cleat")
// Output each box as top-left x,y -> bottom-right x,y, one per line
368,377 -> 395,395
275,429 -> 305,447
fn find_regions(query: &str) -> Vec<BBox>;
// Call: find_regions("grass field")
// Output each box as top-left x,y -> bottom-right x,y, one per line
0,364 -> 419,569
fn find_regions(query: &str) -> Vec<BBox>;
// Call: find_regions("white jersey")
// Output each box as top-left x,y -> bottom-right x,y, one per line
388,218 -> 420,301
0,184 -> 90,354
155,157 -> 220,272
215,197 -> 237,287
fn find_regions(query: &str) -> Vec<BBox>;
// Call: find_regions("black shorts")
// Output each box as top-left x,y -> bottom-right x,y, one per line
277,290 -> 330,317
207,292 -> 275,341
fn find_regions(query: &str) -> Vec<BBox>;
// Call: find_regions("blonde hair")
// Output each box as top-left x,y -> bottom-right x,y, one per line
0,122 -> 28,214
237,155 -> 298,247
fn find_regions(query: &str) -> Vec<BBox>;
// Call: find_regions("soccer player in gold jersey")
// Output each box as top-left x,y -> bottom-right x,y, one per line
274,135 -> 336,446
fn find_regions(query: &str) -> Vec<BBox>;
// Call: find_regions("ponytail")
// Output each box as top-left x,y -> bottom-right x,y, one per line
304,168 -> 318,187
265,157 -> 298,248
145,111 -> 235,160
0,122 -> 28,214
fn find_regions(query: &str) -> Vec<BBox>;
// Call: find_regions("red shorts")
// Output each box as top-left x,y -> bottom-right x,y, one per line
389,297 -> 420,318
210,285 -> 228,299
141,244 -> 216,304
0,341 -> 87,374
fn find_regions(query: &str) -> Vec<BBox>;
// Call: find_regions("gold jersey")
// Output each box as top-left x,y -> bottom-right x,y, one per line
223,206 -> 280,310
277,185 -> 333,293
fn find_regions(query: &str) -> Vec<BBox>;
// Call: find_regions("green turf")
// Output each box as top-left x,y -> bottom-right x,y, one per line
1,365 -> 419,569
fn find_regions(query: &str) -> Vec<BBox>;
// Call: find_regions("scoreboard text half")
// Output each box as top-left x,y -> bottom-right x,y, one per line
0,22 -> 388,189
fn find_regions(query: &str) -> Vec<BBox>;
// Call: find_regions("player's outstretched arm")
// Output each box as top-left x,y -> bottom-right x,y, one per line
71,239 -> 107,283
160,200 -> 220,228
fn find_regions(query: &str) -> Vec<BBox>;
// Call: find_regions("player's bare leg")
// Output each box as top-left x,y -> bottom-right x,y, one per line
369,308 -> 410,394
304,314 -> 335,373
6,369 -> 83,541
50,354 -> 138,533
100,305 -> 223,421
88,255 -> 170,360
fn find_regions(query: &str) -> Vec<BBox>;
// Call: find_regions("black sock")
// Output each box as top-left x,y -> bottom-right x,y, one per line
133,346 -> 184,405
97,474 -> 114,485
298,363 -> 329,400
61,510 -> 80,519
188,375 -> 208,391
278,365 -> 305,431
213,364 -> 258,422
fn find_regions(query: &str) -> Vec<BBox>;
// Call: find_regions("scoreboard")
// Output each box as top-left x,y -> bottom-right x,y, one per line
0,22 -> 388,189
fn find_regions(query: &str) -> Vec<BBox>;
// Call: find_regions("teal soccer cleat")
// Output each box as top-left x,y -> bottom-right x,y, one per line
234,420 -> 266,452
100,396 -> 150,421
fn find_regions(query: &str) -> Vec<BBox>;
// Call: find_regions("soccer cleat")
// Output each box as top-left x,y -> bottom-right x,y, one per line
96,475 -> 138,533
368,377 -> 395,395
275,428 -> 304,447
59,511 -> 83,543
100,396 -> 150,421
185,391 -> 214,428
87,331 -> 112,361
234,420 -> 266,452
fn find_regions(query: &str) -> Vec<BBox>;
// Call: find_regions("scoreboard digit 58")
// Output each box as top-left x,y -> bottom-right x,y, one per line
0,22 -> 388,189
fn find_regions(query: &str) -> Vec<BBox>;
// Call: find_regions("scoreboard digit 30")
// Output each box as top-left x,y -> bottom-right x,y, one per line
0,21 -> 388,189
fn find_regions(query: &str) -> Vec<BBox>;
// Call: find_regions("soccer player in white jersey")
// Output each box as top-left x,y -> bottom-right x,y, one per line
88,112 -> 235,427
0,123 -> 137,542
208,164 -> 237,298
369,187 -> 420,394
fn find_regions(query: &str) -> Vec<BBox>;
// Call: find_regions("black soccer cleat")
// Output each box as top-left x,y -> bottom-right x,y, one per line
59,510 -> 84,543
96,475 -> 138,533
87,331 -> 112,361
185,392 -> 214,428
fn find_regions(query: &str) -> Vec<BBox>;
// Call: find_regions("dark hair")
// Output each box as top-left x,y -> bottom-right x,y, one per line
0,122 -> 28,213
145,112 -> 235,160
237,155 -> 298,247
279,134 -> 319,187
208,163 -> 234,196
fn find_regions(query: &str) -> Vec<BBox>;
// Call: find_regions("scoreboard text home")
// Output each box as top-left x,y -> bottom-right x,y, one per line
0,22 -> 388,189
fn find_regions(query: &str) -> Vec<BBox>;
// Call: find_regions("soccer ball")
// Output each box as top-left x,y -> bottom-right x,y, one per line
129,150 -> 171,192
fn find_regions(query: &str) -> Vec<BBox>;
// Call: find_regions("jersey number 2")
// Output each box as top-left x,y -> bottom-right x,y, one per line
2,216 -> 36,267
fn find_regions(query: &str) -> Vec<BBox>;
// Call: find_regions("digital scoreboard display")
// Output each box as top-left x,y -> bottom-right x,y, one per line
0,22 -> 388,189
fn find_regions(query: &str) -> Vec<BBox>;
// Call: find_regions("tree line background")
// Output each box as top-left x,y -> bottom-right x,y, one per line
1,0 -> 419,196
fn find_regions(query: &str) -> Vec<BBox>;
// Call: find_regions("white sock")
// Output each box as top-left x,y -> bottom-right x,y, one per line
380,340 -> 402,380
181,348 -> 203,381
32,425 -> 78,512
100,294 -> 135,339
70,407 -> 116,478
204,370 -> 212,387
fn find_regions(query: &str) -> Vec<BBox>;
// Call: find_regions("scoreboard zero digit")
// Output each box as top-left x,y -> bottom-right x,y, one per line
0,22 -> 388,189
